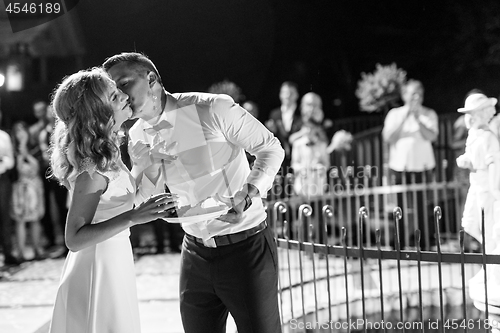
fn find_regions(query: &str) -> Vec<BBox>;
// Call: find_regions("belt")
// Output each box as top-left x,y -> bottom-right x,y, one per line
186,221 -> 267,248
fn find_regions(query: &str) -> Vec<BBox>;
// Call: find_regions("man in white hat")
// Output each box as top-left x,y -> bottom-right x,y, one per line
456,92 -> 500,252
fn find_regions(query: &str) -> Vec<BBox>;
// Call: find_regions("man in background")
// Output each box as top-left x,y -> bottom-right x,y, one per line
266,81 -> 302,172
382,80 -> 438,249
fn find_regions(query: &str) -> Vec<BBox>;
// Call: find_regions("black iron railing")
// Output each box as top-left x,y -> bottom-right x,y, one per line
272,202 -> 500,333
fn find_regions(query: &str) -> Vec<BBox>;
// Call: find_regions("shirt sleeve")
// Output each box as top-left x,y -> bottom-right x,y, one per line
212,95 -> 285,197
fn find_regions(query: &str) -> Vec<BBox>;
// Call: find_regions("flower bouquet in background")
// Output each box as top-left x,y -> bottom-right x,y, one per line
355,63 -> 407,114
327,130 -> 353,154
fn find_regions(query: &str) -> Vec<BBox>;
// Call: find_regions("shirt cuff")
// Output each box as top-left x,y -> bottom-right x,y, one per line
246,168 -> 275,198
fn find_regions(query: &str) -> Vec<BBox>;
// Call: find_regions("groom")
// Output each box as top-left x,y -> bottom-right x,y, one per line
103,52 -> 284,333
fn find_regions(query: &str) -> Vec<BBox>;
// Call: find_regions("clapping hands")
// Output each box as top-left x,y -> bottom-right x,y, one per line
407,105 -> 423,118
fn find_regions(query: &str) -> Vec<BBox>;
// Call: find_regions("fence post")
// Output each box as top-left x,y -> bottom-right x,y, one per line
297,204 -> 312,324
322,205 -> 334,330
358,207 -> 368,333
393,206 -> 405,332
273,201 -> 287,327
434,206 -> 445,333
272,201 -> 287,240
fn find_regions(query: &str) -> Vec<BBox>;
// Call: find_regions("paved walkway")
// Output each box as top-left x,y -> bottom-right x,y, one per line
0,252 -> 237,333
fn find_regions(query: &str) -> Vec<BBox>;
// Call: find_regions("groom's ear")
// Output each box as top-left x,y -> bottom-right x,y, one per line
147,71 -> 158,87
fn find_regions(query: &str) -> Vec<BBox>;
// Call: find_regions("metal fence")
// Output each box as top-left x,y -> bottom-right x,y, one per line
267,170 -> 468,252
270,202 -> 500,333
263,113 -> 500,332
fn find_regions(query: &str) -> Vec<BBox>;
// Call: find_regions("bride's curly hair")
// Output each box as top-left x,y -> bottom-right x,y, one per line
49,67 -> 121,186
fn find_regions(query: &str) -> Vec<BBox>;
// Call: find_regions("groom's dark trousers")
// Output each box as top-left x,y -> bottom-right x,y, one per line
179,224 -> 282,333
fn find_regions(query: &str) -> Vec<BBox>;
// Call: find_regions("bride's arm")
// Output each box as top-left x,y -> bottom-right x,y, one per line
65,171 -> 175,252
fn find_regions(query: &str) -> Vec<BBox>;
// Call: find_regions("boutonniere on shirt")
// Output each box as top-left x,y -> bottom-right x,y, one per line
143,119 -> 173,136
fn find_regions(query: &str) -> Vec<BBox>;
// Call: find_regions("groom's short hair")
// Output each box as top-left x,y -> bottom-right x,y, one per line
102,52 -> 162,85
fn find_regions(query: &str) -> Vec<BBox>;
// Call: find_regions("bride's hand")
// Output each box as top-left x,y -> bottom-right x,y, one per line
129,193 -> 179,225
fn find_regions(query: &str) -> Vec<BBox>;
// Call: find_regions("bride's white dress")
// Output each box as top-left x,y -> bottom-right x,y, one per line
49,161 -> 141,333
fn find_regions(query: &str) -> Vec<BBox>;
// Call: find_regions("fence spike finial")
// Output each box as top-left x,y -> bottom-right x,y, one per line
393,206 -> 402,220
359,206 -> 368,219
434,206 -> 442,250
329,166 -> 339,179
322,205 -> 333,218
358,206 -> 368,248
298,204 -> 313,218
273,201 -> 287,239
322,205 -> 334,243
273,201 -> 287,215
393,207 -> 402,251
434,206 -> 442,221
298,204 -> 312,242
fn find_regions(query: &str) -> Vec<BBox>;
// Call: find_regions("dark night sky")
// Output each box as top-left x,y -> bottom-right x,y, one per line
75,0 -> 277,110
5,0 -> 500,122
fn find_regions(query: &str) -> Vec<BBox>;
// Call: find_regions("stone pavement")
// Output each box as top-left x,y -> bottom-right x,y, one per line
0,252 -> 237,333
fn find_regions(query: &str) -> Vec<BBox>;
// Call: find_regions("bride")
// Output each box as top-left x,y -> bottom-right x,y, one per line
48,67 -> 177,333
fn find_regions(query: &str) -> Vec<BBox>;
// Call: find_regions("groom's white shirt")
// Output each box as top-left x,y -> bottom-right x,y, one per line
129,92 -> 284,241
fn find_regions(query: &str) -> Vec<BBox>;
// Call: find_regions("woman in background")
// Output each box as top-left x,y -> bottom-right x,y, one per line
10,121 -> 45,261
